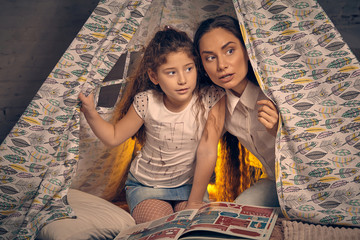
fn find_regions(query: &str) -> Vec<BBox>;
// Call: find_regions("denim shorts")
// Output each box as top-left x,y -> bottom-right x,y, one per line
125,172 -> 209,213
234,178 -> 280,207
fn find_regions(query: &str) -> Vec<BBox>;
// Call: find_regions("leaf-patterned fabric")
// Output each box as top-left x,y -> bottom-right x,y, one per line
233,0 -> 359,227
0,1 -> 152,239
71,0 -> 238,201
0,1 -> 238,239
0,0 -> 359,239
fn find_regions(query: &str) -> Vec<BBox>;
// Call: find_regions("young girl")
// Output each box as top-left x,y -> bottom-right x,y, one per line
194,15 -> 279,207
79,27 -> 225,224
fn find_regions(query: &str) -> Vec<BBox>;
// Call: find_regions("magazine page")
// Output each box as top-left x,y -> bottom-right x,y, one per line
179,202 -> 279,240
114,209 -> 198,240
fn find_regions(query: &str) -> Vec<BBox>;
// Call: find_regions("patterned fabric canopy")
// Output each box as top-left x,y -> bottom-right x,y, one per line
0,0 -> 359,239
233,0 -> 359,226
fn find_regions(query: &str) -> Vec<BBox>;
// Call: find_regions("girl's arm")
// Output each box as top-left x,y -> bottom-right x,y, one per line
79,92 -> 144,147
186,96 -> 226,209
257,99 -> 279,137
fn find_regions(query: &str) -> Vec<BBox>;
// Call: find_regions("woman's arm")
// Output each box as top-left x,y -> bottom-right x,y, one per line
257,99 -> 279,137
186,96 -> 226,209
79,92 -> 144,147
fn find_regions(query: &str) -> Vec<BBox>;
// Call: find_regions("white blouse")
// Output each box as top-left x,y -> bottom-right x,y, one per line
225,81 -> 276,180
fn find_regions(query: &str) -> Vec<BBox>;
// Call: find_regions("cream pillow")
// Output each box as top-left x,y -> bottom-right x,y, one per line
36,189 -> 135,240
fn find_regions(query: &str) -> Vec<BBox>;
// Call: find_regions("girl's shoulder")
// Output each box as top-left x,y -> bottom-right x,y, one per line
133,90 -> 162,118
134,89 -> 158,98
133,90 -> 151,119
134,89 -> 162,104
134,90 -> 148,99
199,85 -> 225,108
200,85 -> 225,99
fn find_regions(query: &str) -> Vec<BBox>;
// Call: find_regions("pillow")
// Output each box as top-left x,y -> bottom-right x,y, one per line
36,189 -> 135,240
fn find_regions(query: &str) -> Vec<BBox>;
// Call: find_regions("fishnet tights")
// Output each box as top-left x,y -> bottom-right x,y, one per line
132,199 -> 188,224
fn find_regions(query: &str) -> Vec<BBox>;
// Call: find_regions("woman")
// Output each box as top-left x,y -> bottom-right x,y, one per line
194,15 -> 279,207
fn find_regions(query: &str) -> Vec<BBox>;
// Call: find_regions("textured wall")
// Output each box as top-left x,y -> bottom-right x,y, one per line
0,0 -> 99,143
0,0 -> 359,143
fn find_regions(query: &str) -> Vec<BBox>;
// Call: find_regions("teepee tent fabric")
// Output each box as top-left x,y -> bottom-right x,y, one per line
0,1 -> 152,239
0,0 -> 359,239
233,0 -> 360,226
70,0 -> 238,201
0,1 -> 237,239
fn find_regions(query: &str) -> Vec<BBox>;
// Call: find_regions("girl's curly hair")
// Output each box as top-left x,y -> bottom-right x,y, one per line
112,27 -> 209,146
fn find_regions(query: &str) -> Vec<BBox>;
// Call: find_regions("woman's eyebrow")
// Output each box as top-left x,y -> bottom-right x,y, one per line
221,41 -> 236,50
201,41 -> 236,54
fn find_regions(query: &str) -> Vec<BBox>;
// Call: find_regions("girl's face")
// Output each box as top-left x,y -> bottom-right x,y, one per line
148,51 -> 197,112
199,28 -> 249,96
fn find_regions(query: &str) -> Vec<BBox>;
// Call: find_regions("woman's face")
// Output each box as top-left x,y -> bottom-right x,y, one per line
199,28 -> 249,96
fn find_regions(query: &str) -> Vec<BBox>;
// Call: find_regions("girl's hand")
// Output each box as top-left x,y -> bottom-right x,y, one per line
185,201 -> 206,210
257,99 -> 278,137
78,92 -> 96,115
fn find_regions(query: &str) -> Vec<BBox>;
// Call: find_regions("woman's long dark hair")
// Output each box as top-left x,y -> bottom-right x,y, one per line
194,15 -> 262,201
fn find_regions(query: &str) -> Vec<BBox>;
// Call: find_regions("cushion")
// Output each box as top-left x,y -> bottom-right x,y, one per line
36,189 -> 135,240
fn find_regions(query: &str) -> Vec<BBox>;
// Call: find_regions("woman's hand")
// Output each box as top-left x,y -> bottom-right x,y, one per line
257,99 -> 278,137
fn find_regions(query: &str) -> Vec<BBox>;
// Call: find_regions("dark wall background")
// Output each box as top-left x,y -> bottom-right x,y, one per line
0,0 -> 359,143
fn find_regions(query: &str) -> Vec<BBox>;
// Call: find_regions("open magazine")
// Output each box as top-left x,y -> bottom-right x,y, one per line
115,202 -> 280,240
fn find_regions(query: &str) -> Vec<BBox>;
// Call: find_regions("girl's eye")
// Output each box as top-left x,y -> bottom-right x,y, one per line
167,71 -> 176,76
